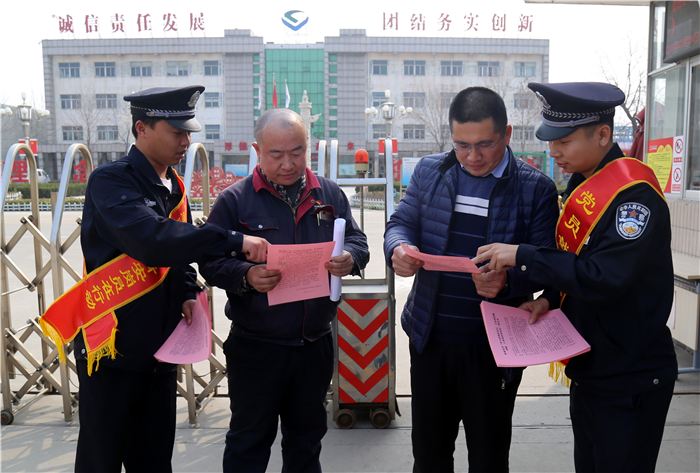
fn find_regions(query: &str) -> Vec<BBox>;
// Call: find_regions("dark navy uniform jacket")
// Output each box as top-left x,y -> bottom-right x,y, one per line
77,146 -> 244,373
200,166 -> 369,346
517,144 -> 678,395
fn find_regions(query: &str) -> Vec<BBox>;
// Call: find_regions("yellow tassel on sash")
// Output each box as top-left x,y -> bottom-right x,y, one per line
548,361 -> 571,388
39,318 -> 68,362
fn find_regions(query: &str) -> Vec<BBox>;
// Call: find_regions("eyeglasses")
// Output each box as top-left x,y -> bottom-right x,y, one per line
452,134 -> 504,154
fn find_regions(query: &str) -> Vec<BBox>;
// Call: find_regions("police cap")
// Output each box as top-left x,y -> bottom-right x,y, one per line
528,82 -> 625,141
124,85 -> 205,132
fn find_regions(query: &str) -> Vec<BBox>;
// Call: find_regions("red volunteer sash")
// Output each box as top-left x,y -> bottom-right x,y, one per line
40,171 -> 188,375
549,158 -> 664,386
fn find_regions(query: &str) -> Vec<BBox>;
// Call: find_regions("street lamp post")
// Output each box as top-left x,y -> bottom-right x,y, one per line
16,92 -> 50,169
364,89 -> 412,139
364,89 -> 411,178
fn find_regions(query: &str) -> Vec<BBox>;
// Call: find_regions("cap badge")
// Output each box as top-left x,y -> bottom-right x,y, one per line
188,91 -> 201,108
535,91 -> 551,110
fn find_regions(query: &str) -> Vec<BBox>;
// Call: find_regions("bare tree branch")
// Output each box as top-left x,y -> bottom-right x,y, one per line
409,85 -> 454,153
599,34 -> 646,135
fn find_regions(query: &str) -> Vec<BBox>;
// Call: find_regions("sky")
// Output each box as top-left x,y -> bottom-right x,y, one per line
0,0 -> 651,108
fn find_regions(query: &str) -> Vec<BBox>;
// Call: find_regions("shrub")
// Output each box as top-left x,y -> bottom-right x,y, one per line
8,183 -> 87,199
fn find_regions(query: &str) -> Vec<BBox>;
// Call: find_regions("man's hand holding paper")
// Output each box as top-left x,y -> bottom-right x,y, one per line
472,267 -> 508,299
325,250 -> 354,277
247,264 -> 281,293
391,243 -> 425,277
472,243 -> 519,271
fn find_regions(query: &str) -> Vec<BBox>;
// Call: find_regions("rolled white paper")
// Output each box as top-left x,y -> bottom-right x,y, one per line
330,218 -> 346,302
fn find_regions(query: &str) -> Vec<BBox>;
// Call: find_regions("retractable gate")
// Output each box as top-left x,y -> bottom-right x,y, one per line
1,143 -> 92,425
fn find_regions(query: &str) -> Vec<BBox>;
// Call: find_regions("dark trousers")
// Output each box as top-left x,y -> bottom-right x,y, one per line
223,333 -> 334,473
74,360 -> 177,473
570,380 -> 675,473
409,341 -> 522,473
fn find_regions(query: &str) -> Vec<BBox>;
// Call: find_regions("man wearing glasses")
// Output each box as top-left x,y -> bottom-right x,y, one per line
384,87 -> 559,472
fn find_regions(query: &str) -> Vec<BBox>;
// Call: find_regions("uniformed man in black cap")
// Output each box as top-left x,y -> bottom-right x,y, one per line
73,86 -> 269,472
474,82 -> 677,472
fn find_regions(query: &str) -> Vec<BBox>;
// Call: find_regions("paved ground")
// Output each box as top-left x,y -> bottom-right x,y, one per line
1,209 -> 699,472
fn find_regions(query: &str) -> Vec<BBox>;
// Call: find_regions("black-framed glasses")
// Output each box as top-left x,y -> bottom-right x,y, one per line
452,134 -> 504,154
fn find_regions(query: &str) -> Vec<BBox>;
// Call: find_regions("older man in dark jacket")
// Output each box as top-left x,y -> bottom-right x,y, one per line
200,108 -> 369,473
384,87 -> 558,472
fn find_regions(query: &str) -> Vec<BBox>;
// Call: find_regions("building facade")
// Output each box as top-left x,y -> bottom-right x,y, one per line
39,29 -> 549,179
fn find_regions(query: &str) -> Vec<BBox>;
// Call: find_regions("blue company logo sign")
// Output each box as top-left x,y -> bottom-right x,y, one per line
282,10 -> 309,31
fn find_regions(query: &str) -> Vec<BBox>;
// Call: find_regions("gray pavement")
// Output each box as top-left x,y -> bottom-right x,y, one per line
2,209 -> 699,472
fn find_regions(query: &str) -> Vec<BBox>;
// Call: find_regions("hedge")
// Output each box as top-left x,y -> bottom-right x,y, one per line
6,183 -> 88,199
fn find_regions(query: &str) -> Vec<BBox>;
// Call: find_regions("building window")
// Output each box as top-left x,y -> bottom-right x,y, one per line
513,93 -> 536,109
59,62 -> 80,78
95,62 -> 116,77
130,61 -> 152,77
372,124 -> 385,139
329,98 -> 337,106
514,62 -> 536,77
253,53 -> 260,62
478,61 -> 500,77
329,64 -> 338,74
96,94 -> 117,109
404,124 -> 426,140
441,61 -> 463,76
204,92 -> 220,108
97,126 -> 119,141
329,88 -> 337,96
372,92 -> 386,107
372,60 -> 388,75
167,61 -> 188,76
329,109 -> 338,116
441,124 -> 451,139
441,92 -> 456,108
205,125 -> 220,140
403,92 -> 426,108
62,126 -> 83,141
329,53 -> 337,62
329,76 -> 338,84
204,61 -> 220,76
329,120 -> 338,128
404,60 -> 426,76
512,126 -> 535,141
60,94 -> 81,110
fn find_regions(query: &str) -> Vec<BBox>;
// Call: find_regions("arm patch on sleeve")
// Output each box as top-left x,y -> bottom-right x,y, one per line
616,202 -> 650,240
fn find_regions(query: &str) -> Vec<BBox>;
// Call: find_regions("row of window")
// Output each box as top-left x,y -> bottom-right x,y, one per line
61,123 -> 535,143
327,54 -> 338,136
59,92 -> 222,110
372,60 -> 537,78
368,124 -> 537,141
58,61 -> 221,78
61,126 -> 119,141
370,92 -> 535,109
61,124 -> 222,141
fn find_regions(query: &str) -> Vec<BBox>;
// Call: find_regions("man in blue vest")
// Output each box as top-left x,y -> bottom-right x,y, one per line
384,87 -> 559,472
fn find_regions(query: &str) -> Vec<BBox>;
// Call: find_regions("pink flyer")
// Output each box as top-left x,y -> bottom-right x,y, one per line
154,291 -> 212,364
266,241 -> 336,306
400,243 -> 480,273
480,301 -> 591,368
